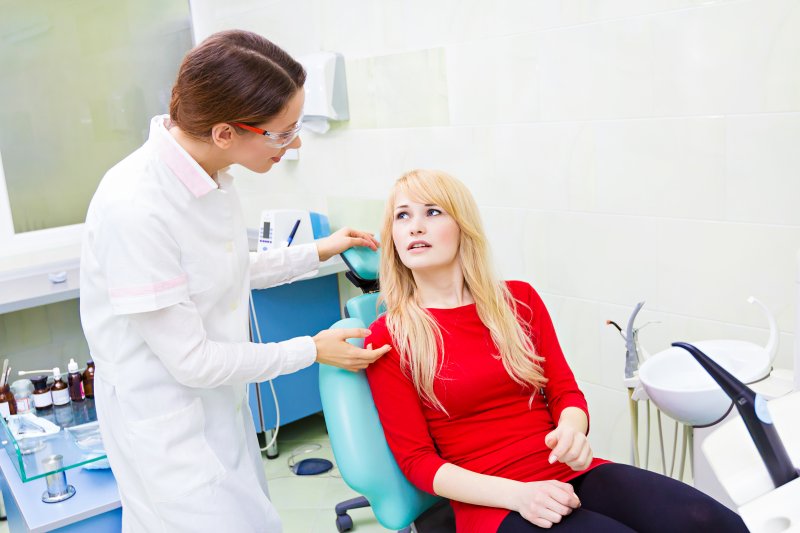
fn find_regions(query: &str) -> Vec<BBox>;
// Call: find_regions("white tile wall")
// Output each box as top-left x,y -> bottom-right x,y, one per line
190,0 -> 800,478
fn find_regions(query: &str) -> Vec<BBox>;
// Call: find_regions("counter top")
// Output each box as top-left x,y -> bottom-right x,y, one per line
0,254 -> 347,315
0,447 -> 120,532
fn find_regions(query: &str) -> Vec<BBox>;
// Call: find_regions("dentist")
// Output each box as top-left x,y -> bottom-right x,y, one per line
79,30 -> 389,532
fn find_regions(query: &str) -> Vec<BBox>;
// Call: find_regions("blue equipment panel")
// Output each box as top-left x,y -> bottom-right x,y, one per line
248,274 -> 341,430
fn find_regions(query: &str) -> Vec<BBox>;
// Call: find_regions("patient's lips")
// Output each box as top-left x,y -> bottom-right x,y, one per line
407,240 -> 431,253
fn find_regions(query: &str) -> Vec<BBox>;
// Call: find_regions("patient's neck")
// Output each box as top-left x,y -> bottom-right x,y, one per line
412,263 -> 473,309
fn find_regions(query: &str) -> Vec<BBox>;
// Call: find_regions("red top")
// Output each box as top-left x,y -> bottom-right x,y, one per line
365,280 -> 609,532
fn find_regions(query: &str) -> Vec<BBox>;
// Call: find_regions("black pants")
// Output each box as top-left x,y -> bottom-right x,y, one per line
497,463 -> 749,532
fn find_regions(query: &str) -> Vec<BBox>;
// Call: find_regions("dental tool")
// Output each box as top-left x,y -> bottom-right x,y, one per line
17,416 -> 46,435
18,369 -> 54,376
673,342 -> 799,489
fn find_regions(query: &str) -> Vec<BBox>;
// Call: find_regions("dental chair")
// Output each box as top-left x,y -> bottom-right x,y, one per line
319,246 -> 456,532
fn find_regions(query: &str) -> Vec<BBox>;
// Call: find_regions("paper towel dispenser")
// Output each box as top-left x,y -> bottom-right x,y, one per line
299,52 -> 349,133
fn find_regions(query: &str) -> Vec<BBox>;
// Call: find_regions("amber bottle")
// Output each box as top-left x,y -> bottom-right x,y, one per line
83,360 -> 95,399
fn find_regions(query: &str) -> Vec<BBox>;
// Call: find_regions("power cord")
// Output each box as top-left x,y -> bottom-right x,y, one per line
249,291 -> 281,452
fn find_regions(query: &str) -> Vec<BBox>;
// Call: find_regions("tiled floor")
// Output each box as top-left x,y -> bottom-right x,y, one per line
266,413 -> 391,533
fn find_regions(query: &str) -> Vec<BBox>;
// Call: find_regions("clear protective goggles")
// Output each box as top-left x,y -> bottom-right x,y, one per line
230,118 -> 303,148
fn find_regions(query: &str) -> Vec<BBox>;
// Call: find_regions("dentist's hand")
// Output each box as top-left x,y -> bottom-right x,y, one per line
513,480 -> 580,528
313,328 -> 390,371
544,415 -> 593,472
316,227 -> 379,262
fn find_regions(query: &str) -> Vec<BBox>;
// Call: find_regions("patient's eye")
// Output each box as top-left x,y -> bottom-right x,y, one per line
427,208 -> 442,216
395,211 -> 409,220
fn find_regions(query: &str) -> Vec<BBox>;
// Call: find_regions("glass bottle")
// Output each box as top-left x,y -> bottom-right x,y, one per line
51,368 -> 70,406
67,359 -> 85,402
10,379 -> 34,414
0,384 -> 17,418
31,375 -> 53,410
82,360 -> 95,399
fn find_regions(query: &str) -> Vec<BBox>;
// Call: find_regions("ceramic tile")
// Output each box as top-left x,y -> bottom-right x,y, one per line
347,50 -> 449,130
577,380 -> 630,464
591,117 -> 726,220
538,17 -> 655,121
651,0 -> 800,115
654,219 -> 800,332
486,122 -> 581,211
480,207 -> 528,282
521,211 -> 551,292
266,415 -> 392,531
537,212 -> 660,306
445,33 -> 540,126
725,113 -> 800,226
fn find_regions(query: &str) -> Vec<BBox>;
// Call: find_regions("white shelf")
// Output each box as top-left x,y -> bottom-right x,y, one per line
0,258 -> 81,314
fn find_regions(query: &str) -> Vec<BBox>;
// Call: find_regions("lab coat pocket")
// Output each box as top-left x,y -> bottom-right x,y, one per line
128,398 -> 224,503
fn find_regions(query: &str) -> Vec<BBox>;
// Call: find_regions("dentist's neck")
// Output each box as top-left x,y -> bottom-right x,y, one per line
169,126 -> 228,180
412,263 -> 473,309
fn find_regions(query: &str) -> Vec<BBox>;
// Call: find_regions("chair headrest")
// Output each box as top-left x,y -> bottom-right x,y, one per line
340,245 -> 380,293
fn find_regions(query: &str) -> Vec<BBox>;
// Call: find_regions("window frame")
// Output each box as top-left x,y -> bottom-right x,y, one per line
0,152 -> 84,262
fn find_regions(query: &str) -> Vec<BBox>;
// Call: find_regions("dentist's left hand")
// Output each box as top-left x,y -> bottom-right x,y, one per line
313,328 -> 391,371
316,227 -> 379,262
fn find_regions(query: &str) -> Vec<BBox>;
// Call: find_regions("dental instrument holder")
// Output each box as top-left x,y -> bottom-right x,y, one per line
624,302 -> 645,380
672,342 -> 799,489
41,454 -> 76,503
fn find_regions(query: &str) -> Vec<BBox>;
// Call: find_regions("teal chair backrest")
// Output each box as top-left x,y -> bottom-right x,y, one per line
319,300 -> 442,530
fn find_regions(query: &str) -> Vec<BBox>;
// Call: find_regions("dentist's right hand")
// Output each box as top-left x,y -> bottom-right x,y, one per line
513,480 -> 581,529
313,328 -> 391,371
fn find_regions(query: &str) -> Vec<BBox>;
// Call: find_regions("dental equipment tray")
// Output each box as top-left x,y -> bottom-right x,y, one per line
0,398 -> 107,482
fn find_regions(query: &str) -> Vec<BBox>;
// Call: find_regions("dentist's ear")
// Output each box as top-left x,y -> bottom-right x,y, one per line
211,123 -> 235,149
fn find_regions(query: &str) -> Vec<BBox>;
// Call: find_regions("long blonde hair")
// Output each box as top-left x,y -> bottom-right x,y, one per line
379,169 -> 546,412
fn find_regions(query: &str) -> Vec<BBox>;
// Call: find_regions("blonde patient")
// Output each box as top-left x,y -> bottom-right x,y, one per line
364,169 -> 748,532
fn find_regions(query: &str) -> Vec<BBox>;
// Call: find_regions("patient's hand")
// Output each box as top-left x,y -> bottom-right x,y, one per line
514,480 -> 581,529
544,420 -> 593,472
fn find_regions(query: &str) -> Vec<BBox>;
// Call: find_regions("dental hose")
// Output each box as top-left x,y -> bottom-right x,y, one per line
628,388 -> 640,467
249,291 -> 281,453
645,400 -> 651,470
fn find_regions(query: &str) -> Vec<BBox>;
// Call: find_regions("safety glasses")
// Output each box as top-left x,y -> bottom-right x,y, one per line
230,119 -> 303,148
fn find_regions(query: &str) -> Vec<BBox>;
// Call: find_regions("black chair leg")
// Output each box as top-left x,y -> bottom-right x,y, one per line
334,496 -> 371,532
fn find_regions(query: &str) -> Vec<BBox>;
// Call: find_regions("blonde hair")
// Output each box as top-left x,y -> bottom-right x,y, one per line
379,169 -> 546,412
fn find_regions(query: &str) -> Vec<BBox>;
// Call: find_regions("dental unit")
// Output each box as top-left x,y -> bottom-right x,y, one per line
672,342 -> 798,489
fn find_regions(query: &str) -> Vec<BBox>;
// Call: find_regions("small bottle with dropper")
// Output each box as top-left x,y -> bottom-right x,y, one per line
51,367 -> 70,406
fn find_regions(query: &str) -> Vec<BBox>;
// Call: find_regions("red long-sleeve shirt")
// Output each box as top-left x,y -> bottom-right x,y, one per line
365,280 -> 609,532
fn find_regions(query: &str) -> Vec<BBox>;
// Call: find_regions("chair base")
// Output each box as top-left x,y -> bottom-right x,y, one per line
335,496 -> 371,532
332,496 -> 455,533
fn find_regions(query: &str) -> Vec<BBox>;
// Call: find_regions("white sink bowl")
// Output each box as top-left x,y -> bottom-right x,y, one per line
638,340 -> 771,427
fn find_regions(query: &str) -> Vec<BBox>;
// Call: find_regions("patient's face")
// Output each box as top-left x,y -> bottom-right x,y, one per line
391,193 -> 461,273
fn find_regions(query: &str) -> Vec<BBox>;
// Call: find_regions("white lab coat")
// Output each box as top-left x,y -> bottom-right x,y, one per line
80,115 -> 320,532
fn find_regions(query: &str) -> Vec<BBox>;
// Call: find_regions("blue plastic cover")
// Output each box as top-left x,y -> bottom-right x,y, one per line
340,245 -> 379,281
345,293 -> 384,326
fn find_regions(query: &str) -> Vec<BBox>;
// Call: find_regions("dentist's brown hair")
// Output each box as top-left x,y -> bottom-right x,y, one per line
169,29 -> 305,140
